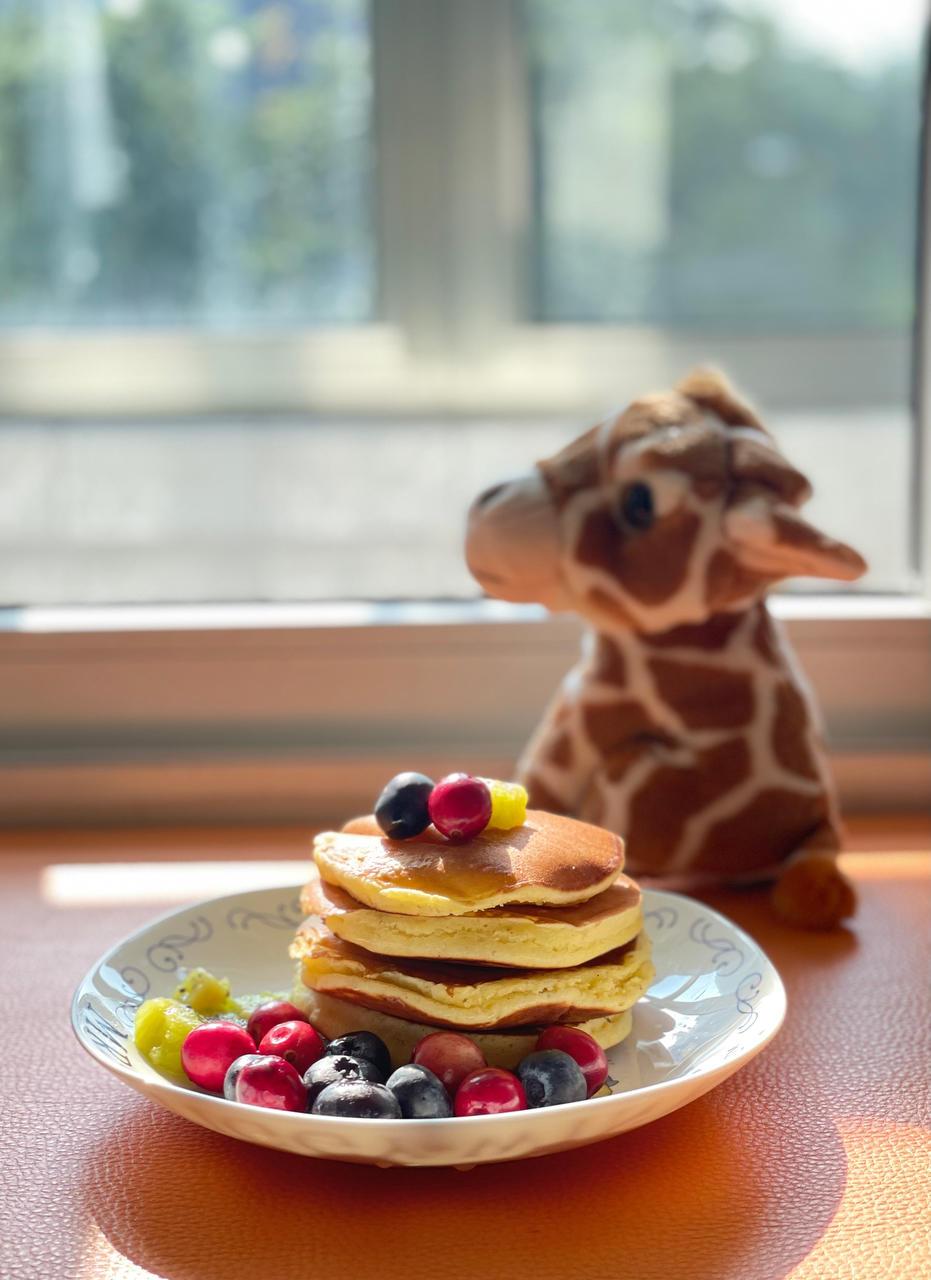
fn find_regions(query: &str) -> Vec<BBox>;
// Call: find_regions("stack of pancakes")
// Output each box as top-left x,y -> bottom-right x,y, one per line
290,809 -> 654,1069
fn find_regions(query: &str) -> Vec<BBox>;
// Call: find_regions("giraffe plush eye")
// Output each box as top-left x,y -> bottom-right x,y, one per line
618,482 -> 654,531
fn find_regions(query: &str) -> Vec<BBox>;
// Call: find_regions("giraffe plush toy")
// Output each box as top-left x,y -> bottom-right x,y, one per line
466,369 -> 867,929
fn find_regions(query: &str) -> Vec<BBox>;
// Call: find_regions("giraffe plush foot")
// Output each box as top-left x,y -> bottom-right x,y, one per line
770,853 -> 857,930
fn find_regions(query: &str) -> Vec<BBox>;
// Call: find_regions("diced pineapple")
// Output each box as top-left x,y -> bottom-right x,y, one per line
134,997 -> 202,1076
171,967 -> 233,1015
481,778 -> 529,830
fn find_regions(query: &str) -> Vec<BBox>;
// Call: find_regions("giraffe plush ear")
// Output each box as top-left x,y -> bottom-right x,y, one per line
537,424 -> 601,500
676,367 -> 765,433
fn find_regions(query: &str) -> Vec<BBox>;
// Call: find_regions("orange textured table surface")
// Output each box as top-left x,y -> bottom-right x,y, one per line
2,818 -> 929,1280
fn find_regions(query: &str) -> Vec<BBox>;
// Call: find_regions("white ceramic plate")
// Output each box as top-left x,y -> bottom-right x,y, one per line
72,886 -> 786,1168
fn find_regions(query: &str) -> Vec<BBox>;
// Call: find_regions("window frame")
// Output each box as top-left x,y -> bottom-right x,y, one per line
0,595 -> 928,826
0,0 -> 927,826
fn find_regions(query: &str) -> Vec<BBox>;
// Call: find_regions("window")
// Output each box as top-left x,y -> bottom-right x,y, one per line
0,0 -> 925,604
0,1 -> 928,825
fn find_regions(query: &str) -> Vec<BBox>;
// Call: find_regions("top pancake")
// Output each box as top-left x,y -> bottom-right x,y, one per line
312,809 -> 625,916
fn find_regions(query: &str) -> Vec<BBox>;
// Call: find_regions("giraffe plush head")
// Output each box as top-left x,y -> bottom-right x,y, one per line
466,370 -> 867,929
467,368 -> 865,634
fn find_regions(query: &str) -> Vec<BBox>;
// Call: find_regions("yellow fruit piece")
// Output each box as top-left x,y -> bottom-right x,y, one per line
171,967 -> 233,1015
134,997 -> 202,1077
480,778 -> 528,830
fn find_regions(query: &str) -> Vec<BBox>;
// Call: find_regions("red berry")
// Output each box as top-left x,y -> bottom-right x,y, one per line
258,1020 -> 326,1075
534,1026 -> 609,1097
454,1066 -> 527,1117
180,1021 -> 257,1093
411,1030 -> 486,1094
224,1053 -> 307,1112
245,999 -> 308,1045
428,774 -> 492,842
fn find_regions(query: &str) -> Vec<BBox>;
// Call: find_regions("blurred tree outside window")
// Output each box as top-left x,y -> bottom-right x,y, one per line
527,0 -> 920,329
0,0 -> 373,326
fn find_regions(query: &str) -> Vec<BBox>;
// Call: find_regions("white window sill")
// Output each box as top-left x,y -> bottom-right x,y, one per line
4,590 -> 930,633
1,594 -> 928,826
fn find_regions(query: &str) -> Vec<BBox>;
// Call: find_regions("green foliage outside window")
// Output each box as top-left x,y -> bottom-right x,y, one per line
0,0 -> 373,326
528,0 -> 920,328
0,0 -> 921,331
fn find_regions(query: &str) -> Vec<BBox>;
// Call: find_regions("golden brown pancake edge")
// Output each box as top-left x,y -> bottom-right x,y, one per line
312,808 -> 626,916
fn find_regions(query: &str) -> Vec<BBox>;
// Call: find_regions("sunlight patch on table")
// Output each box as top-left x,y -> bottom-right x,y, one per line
41,861 -> 306,907
839,852 -> 931,881
788,1118 -> 930,1279
83,1222 -> 152,1280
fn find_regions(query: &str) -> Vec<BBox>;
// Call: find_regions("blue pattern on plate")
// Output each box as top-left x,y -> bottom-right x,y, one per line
688,915 -> 745,976
146,916 -> 214,973
226,898 -> 303,932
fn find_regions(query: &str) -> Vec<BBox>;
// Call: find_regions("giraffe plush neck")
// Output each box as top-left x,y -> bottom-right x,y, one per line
466,369 -> 867,928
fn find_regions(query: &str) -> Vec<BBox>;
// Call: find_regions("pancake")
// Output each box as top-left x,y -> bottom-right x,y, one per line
290,982 -> 635,1071
312,809 -> 626,917
290,920 -> 654,1030
301,864 -> 644,968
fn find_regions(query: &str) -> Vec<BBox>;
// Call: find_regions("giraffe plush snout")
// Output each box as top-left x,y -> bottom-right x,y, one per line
466,471 -> 570,609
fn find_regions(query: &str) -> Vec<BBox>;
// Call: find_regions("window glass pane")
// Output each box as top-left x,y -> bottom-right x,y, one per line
526,0 -> 921,329
0,0 -> 373,325
0,417 -> 582,604
0,1 -> 924,609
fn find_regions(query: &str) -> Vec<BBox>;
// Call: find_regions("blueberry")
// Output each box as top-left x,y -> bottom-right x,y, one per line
516,1049 -> 587,1109
326,1031 -> 391,1081
303,1054 -> 382,1107
374,772 -> 435,840
312,1079 -> 402,1119
386,1063 -> 453,1119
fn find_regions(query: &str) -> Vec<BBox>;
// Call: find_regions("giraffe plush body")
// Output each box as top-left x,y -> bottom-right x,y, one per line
466,369 -> 867,928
